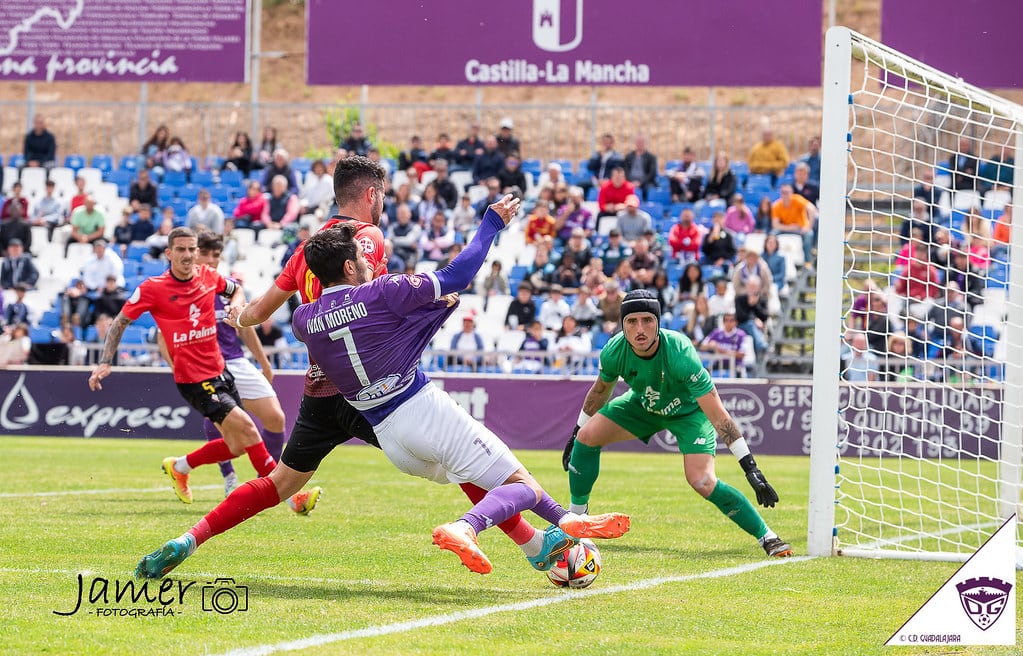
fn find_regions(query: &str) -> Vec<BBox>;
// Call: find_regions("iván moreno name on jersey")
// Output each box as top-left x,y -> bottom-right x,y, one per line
304,302 -> 369,334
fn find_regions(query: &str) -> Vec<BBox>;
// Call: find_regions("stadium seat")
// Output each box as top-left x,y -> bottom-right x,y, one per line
157,187 -> 177,206
133,313 -> 157,330
162,170 -> 187,187
63,155 -> 86,172
177,184 -> 200,203
141,260 -> 167,277
8,154 -> 25,169
90,155 -> 114,174
77,167 -> 103,191
39,310 -> 62,327
586,187 -> 599,202
209,185 -> 233,206
119,155 -> 139,172
640,201 -> 664,219
190,170 -> 215,187
19,166 -> 47,198
646,188 -> 671,205
291,158 -> 312,175
171,199 -> 190,220
106,169 -> 132,188
30,326 -> 56,343
746,173 -> 774,191
219,169 -> 244,188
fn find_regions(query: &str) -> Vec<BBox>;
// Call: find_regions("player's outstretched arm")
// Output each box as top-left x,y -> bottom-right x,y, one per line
434,195 -> 521,295
562,377 -> 616,471
88,312 -> 133,391
236,285 -> 293,328
697,388 -> 779,507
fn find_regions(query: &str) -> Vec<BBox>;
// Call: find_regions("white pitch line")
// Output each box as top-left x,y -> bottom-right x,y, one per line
0,484 -> 221,499
211,556 -> 813,656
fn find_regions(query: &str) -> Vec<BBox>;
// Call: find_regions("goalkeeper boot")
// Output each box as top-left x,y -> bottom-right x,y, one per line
287,486 -> 322,515
527,525 -> 578,571
559,512 -> 631,539
432,521 -> 492,574
135,534 -> 196,580
762,536 -> 794,558
161,457 -> 192,504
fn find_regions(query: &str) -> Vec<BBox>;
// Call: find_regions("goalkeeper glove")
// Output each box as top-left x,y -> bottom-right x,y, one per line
562,426 -> 580,472
739,454 -> 779,508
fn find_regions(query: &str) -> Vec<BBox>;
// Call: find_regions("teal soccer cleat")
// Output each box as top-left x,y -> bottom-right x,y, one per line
135,534 -> 196,579
527,525 -> 579,571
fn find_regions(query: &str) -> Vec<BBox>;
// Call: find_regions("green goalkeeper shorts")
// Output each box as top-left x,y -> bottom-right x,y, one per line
599,390 -> 718,455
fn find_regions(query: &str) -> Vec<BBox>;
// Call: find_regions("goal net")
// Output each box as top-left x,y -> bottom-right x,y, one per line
808,28 -> 1023,563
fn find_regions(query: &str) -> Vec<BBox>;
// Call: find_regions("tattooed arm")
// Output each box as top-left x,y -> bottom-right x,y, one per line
581,377 -> 616,418
87,311 -> 133,391
696,388 -> 744,446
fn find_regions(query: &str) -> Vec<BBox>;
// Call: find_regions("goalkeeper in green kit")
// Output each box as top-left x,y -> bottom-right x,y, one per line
562,289 -> 793,557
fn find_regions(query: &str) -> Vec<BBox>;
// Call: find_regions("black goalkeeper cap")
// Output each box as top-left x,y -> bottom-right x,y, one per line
620,289 -> 661,325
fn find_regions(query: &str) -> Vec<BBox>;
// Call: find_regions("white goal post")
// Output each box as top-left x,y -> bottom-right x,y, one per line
808,27 -> 1023,562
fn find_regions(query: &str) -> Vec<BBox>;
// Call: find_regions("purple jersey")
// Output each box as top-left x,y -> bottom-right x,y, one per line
292,208 -> 505,424
703,327 -> 747,362
214,284 -> 245,361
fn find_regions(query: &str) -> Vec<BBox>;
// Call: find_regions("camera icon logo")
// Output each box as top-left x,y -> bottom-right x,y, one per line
201,578 -> 248,614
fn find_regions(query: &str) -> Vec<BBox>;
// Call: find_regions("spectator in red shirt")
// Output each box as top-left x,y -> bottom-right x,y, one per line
597,167 -> 635,217
668,208 -> 702,263
894,240 -> 941,321
233,181 -> 268,235
526,201 -> 557,245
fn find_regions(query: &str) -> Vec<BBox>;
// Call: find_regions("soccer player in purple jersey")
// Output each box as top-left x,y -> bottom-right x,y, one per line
291,195 -> 631,574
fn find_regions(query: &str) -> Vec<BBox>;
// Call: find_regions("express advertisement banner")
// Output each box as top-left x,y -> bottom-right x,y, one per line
0,1 -> 249,82
0,369 -> 1001,459
306,0 -> 822,86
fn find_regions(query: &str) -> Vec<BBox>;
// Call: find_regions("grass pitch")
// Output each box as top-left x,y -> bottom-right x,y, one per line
1,436 -> 1018,655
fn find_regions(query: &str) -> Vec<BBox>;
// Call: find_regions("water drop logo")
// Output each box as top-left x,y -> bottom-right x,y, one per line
1,373 -> 40,430
532,0 -> 583,53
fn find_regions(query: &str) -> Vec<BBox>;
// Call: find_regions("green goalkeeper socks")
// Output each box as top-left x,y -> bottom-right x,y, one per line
568,440 -> 602,508
707,480 -> 768,539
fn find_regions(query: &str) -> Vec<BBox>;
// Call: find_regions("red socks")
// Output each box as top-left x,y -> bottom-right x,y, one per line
245,442 -> 276,477
185,438 -> 235,469
459,482 -> 535,545
188,477 -> 281,547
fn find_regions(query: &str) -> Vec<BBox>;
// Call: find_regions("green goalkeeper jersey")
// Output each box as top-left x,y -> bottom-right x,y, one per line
598,329 -> 715,417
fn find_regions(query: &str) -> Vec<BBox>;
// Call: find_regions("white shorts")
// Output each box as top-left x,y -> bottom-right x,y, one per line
225,357 -> 276,401
371,382 -> 523,490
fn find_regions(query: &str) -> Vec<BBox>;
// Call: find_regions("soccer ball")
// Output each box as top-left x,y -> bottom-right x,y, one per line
546,539 -> 601,588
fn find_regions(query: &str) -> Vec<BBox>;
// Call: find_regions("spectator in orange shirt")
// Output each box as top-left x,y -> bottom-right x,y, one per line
993,204 -> 1011,262
597,167 -> 635,217
771,184 -> 815,266
525,201 -> 557,245
667,208 -> 702,263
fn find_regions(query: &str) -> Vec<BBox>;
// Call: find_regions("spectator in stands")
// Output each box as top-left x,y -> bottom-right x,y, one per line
480,260 -> 509,308
93,275 -> 128,320
883,332 -> 916,383
615,194 -> 652,243
226,131 -> 254,169
429,133 -> 455,164
130,204 -> 156,244
553,188 -> 592,247
1,182 -> 29,222
946,249 -> 985,310
992,204 -> 1011,261
676,263 -> 709,339
760,234 -> 787,294
255,126 -> 278,169
398,135 -> 430,174
451,194 -> 477,242
700,312 -> 748,377
257,318 -> 287,369
146,216 -> 174,260
649,270 -> 677,320
628,236 -> 659,289
584,133 -> 623,195
280,226 -> 311,270
927,281 -> 968,347
552,315 -> 591,370
561,227 -> 594,272
550,182 -> 569,215
947,136 -> 978,191
1,240 -> 39,290
800,136 -> 822,185
416,182 -> 448,227
536,162 -> 565,193
31,179 -> 65,241
388,204 -> 421,269
526,245 -> 557,295
747,128 -> 790,183
929,227 -> 953,271
0,196 -> 31,253
701,211 -> 737,274
431,159 -> 459,210
129,169 -> 159,212
67,195 -> 106,255
899,198 -> 934,245
495,118 -> 521,157
732,247 -> 774,296
894,240 -> 941,321
448,312 -> 486,370
515,320 -> 551,372
598,167 -> 635,219
0,323 -> 31,366
141,125 -> 170,169
68,174 -> 88,216
262,149 -> 299,195
983,183 -> 1011,212
418,212 -> 455,263
754,196 -> 773,233
454,121 -> 484,172
341,123 -> 372,156
598,278 -> 626,335
506,282 -> 537,330
162,137 -> 192,176
266,174 -> 301,229
497,153 -> 528,195
223,147 -> 254,178
23,115 -> 56,169
472,178 -> 502,222
963,210 -> 992,274
82,239 -> 124,289
382,239 -> 404,275
61,277 -> 90,328
187,189 -> 225,234
580,258 -> 606,296
471,136 -> 506,186
735,275 -> 769,363
233,180 -> 269,235
386,180 -> 420,226
913,168 -> 940,220
667,208 -> 701,263
597,228 -> 632,277
113,208 -> 134,255
523,183 -> 553,217
699,153 -> 737,212
622,135 -> 658,200
843,331 -> 879,382
723,193 -> 755,245
525,201 -> 556,245
865,293 -> 894,356
668,147 -> 705,204
771,184 -> 815,266
927,317 -> 971,383
2,283 -> 29,328
539,284 -> 571,331
570,285 -> 602,330
980,143 -> 1015,190
792,161 -> 819,206
435,242 -> 465,274
610,258 -> 635,293
554,256 -> 580,290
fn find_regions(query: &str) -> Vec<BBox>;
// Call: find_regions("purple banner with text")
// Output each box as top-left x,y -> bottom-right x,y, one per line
882,0 -> 1023,89
0,369 -> 1001,460
306,0 -> 821,87
0,1 -> 249,83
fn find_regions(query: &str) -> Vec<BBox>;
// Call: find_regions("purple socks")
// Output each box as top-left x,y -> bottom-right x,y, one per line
460,484 -> 568,535
261,430 -> 286,462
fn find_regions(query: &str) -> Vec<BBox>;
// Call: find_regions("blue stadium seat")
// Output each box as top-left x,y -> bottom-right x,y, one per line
121,326 -> 149,344
123,258 -> 144,277
63,154 -> 86,171
119,156 -> 139,172
209,185 -> 232,206
204,156 -> 225,171
84,326 -> 98,342
177,184 -> 200,203
746,173 -> 774,191
133,313 -> 157,330
552,159 -> 573,175
162,170 -> 187,187
585,187 -> 599,202
30,326 -> 56,343
668,202 -> 692,218
190,170 -> 215,187
106,169 -> 132,187
640,201 -> 664,219
141,260 -> 167,277
124,275 -> 145,292
968,325 -> 999,358
219,169 -> 244,188
783,162 -> 797,176
91,155 -> 114,173
646,188 -> 671,205
291,158 -> 312,175
664,159 -> 683,173
39,310 -> 62,327
666,262 -> 685,285
988,262 -> 1008,289
8,154 -> 25,168
171,199 -> 190,219
157,187 -> 177,205
521,159 -> 542,178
